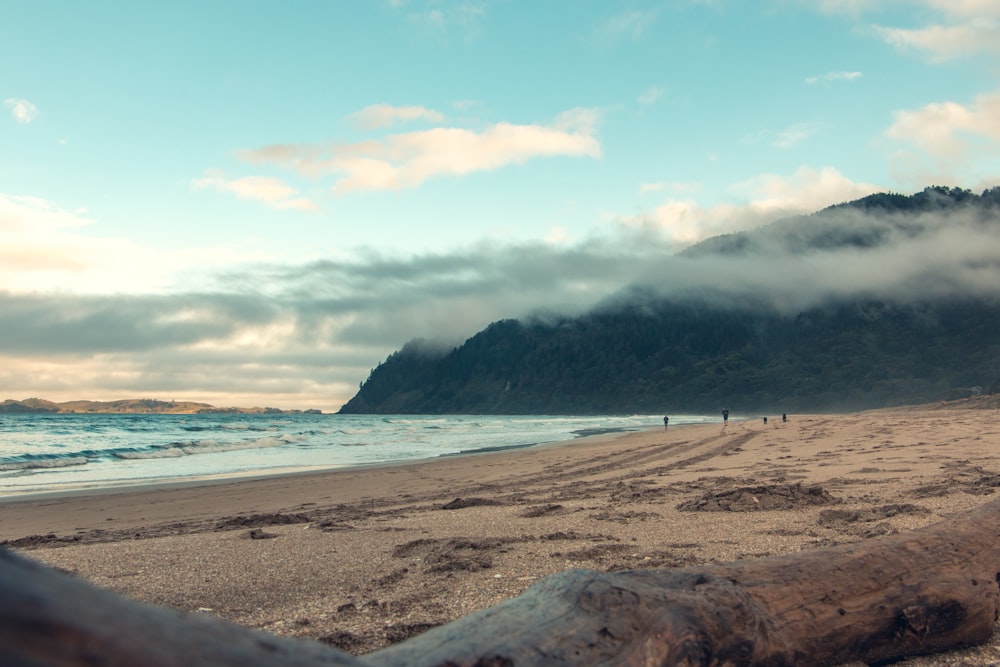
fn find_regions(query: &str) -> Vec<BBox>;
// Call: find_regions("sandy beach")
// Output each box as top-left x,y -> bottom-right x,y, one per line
4,402 -> 1000,665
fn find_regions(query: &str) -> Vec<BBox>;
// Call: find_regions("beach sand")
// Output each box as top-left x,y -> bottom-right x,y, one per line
3,402 -> 1000,665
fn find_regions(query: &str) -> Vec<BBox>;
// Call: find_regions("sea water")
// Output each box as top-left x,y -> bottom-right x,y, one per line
0,413 -> 713,498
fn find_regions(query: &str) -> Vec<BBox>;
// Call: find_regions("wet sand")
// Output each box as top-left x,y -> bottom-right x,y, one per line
3,401 -> 1000,665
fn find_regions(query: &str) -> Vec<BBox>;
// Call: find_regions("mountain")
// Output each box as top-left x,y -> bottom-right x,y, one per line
340,186 -> 1000,415
0,398 -> 61,414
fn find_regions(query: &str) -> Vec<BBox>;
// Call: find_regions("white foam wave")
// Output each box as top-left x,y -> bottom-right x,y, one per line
111,433 -> 303,461
114,448 -> 185,460
0,456 -> 89,472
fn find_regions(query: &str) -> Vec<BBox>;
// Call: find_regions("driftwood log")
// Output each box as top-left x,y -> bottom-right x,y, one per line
3,498 -> 1000,667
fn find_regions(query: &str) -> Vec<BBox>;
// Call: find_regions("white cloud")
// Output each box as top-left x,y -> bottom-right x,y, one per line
873,20 -> 1000,61
0,192 -> 286,296
619,167 -> 882,245
804,71 -> 862,84
0,350 -> 344,411
886,92 -> 1000,163
925,0 -> 1000,19
4,98 -> 38,124
351,104 -> 445,130
743,122 -> 822,150
239,109 -> 603,193
815,0 -> 1000,17
772,122 -> 822,149
0,194 -> 91,233
0,193 -> 174,293
192,171 -> 318,211
806,1 -> 1000,60
545,226 -> 569,244
730,167 -> 879,213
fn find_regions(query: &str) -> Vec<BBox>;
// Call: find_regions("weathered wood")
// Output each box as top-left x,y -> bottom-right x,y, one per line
3,498 -> 1000,666
373,498 -> 1000,666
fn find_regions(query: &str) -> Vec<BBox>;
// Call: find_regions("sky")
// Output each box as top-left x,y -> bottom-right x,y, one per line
2,0 -> 1000,411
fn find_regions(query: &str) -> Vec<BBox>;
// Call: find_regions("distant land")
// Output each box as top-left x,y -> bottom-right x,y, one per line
341,186 -> 1000,415
0,398 -> 322,415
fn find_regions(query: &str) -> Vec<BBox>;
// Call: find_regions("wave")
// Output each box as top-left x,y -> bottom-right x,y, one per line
0,455 -> 89,473
182,423 -> 279,433
0,432 -> 308,472
221,423 -> 279,432
381,417 -> 450,425
111,446 -> 186,460
332,428 -> 372,436
0,414 -> 675,489
111,433 -> 305,460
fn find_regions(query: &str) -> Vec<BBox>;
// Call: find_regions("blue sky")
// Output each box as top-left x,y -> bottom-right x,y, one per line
2,0 -> 1000,409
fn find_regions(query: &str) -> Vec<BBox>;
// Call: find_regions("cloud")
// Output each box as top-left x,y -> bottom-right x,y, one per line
351,104 -> 445,130
731,166 -> 882,217
805,71 -> 862,84
0,291 -> 365,410
0,193 -> 91,233
635,206 -> 1000,313
772,122 -> 822,149
924,0 -> 1000,19
4,98 -> 38,124
743,122 -> 822,150
0,351 -> 352,412
885,91 -> 1000,180
0,194 -> 169,293
192,171 -> 318,211
238,109 -> 603,193
618,166 -> 882,245
806,1 -> 1000,60
814,0 -> 1000,18
0,236 -> 649,408
6,179 -> 1000,409
0,192 -> 275,295
873,20 -> 1000,61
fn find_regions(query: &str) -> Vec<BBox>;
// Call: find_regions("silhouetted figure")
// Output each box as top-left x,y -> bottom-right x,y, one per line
722,408 -> 729,424
763,416 -> 768,425
782,413 -> 787,423
663,415 -> 669,429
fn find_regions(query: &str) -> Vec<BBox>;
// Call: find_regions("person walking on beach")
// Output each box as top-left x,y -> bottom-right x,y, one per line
763,416 -> 768,425
663,414 -> 669,429
722,408 -> 729,424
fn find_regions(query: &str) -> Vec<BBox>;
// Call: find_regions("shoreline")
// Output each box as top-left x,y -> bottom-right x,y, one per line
0,422 -> 654,503
0,413 -> 676,501
5,409 -> 1000,664
0,423 -> 666,540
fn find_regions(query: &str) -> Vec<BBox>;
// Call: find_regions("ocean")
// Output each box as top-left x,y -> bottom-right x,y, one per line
0,413 -> 714,498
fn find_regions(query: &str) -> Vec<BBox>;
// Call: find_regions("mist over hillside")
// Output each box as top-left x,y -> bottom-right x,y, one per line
340,187 -> 1000,415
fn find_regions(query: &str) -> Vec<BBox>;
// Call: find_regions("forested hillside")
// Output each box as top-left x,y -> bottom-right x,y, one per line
340,187 -> 1000,414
